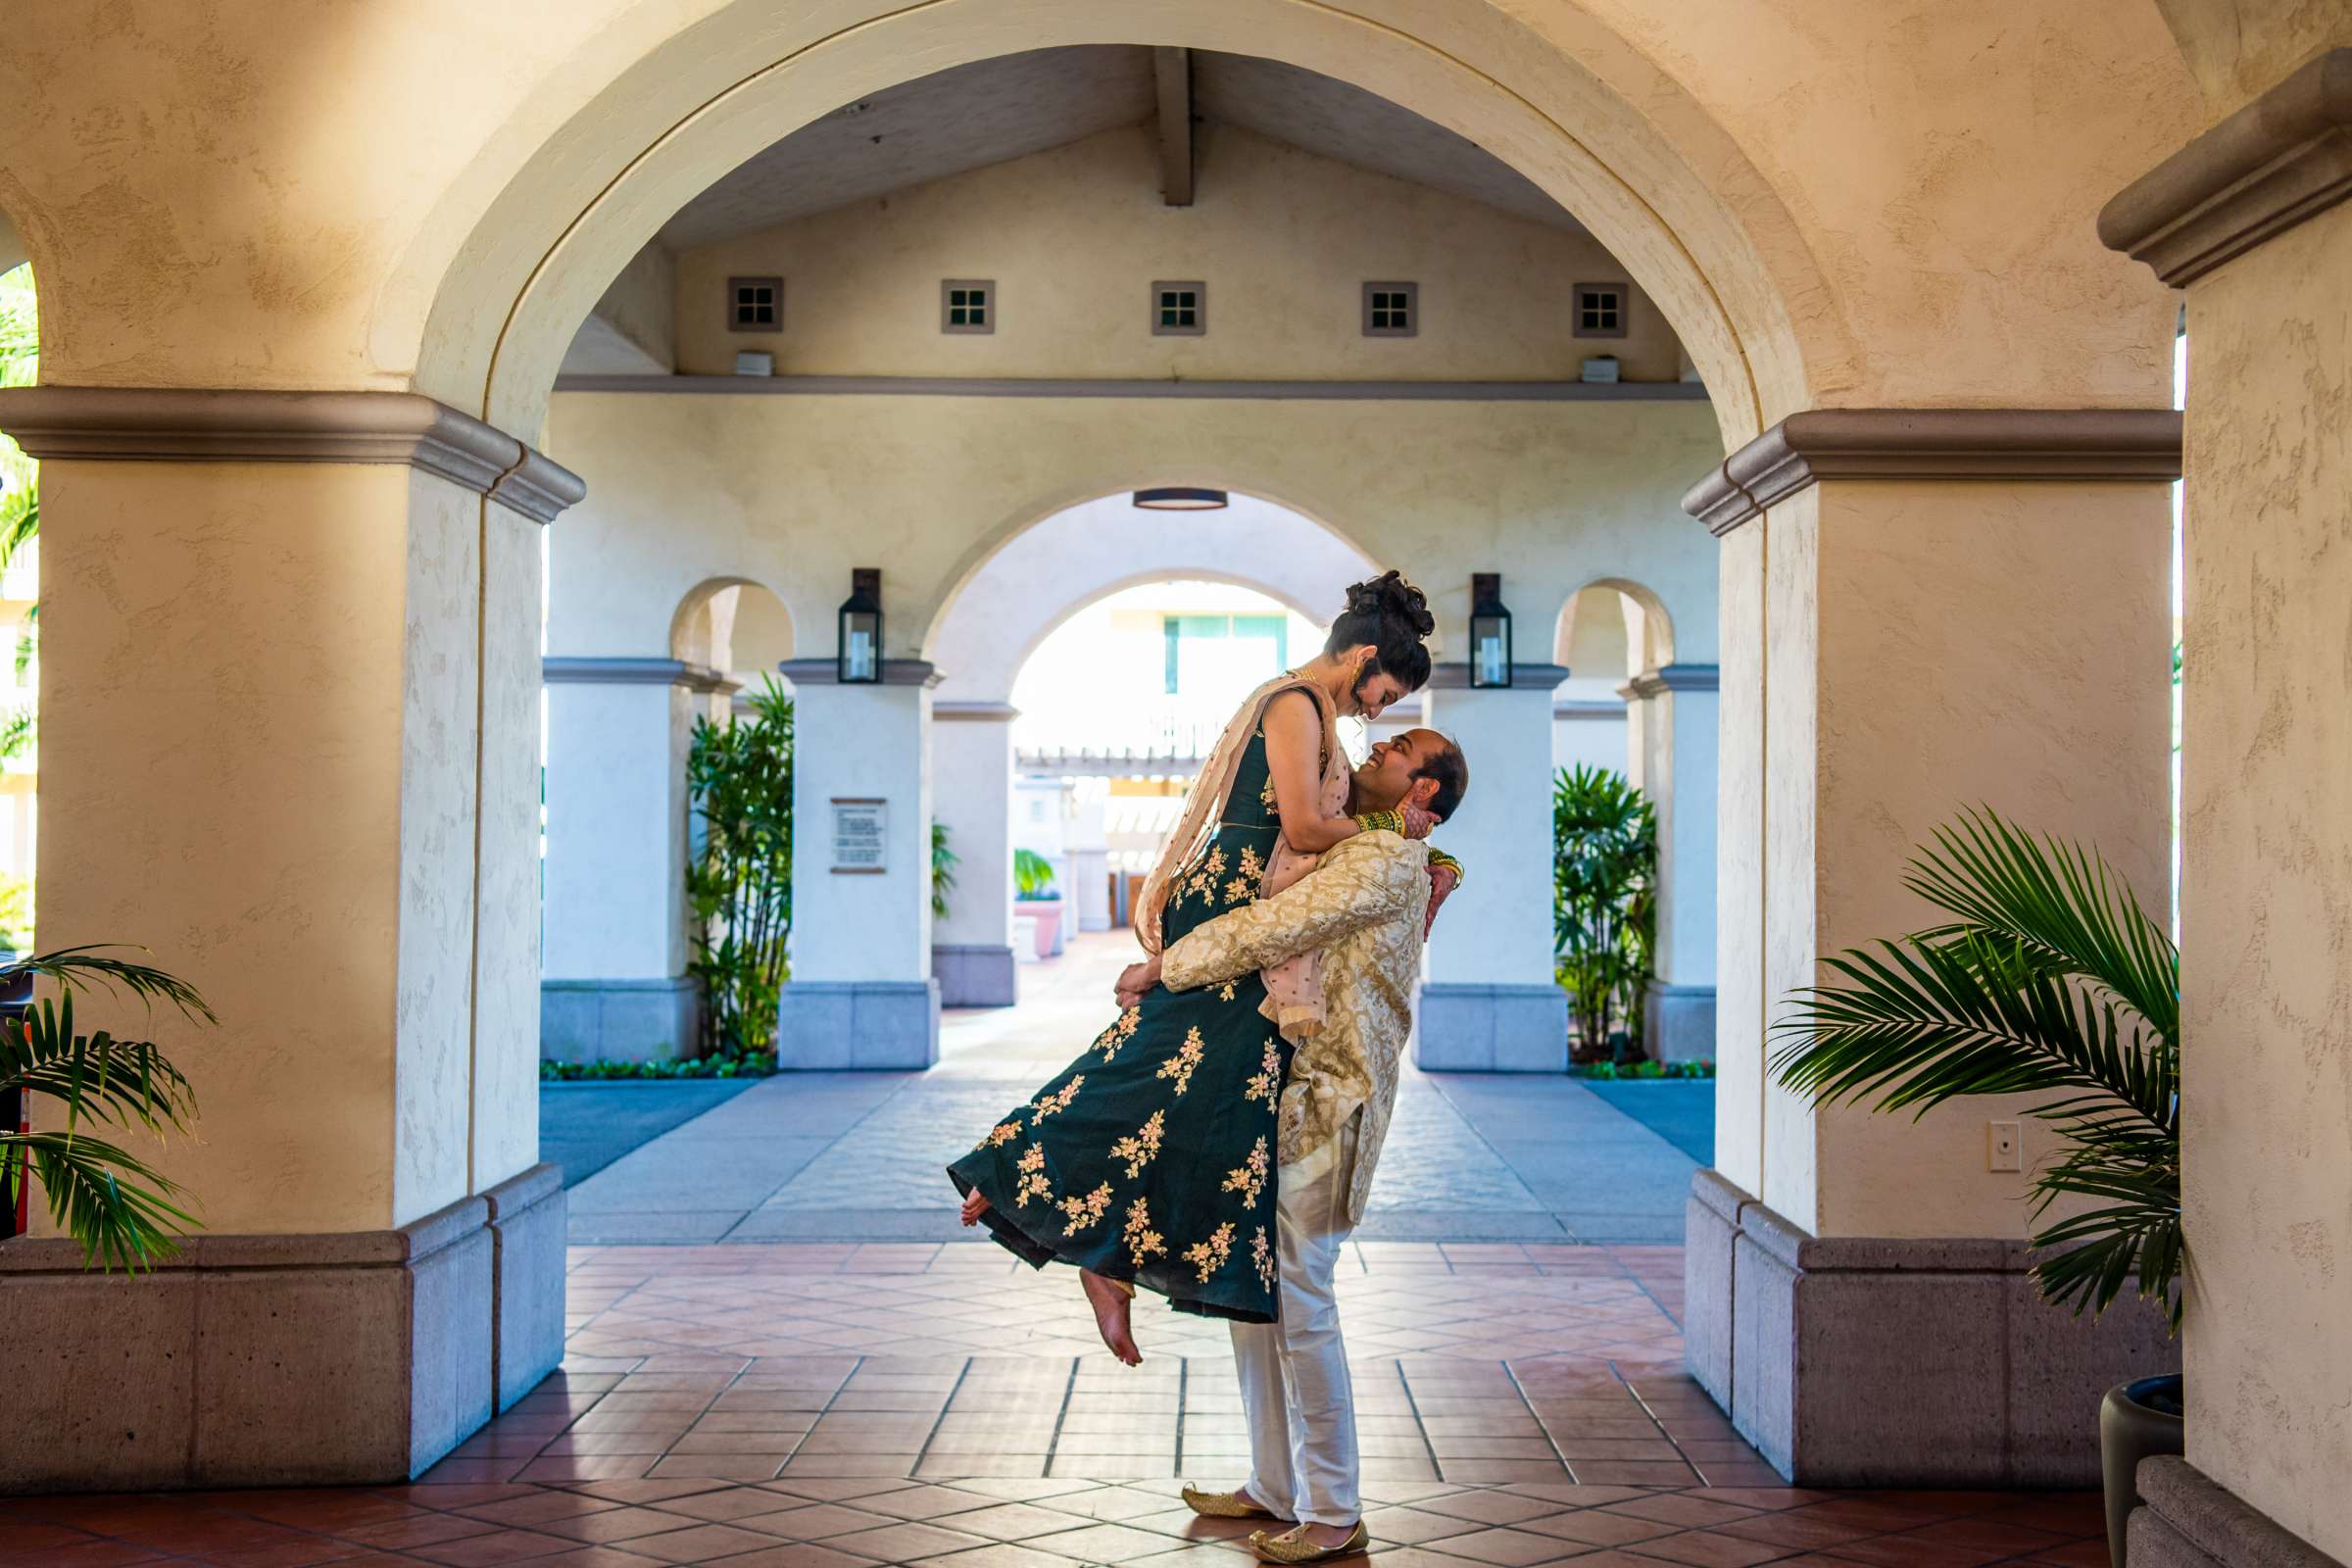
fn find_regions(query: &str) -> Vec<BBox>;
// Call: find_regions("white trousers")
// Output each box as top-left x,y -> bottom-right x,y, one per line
1229,1117 -> 1360,1527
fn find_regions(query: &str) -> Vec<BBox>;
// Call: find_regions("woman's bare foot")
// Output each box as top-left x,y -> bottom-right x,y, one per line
959,1189 -> 991,1227
1081,1269 -> 1142,1365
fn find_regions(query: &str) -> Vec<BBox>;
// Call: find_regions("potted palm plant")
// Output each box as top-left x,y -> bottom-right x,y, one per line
1552,765 -> 1655,1063
1014,848 -> 1062,959
1770,809 -> 2179,1568
0,947 -> 214,1268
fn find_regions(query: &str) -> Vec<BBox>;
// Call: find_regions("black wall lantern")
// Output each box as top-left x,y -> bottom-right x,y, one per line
1470,571 -> 1514,688
838,566 -> 883,684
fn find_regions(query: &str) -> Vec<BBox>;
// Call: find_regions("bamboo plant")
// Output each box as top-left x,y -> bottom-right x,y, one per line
0,947 -> 215,1271
685,678 -> 794,1059
1771,808 -> 2181,1327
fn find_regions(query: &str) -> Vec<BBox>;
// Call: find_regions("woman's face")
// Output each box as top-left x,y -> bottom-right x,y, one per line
1344,648 -> 1411,719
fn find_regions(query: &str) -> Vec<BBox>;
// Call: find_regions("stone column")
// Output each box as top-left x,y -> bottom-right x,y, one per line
1621,663 -> 1718,1062
775,658 -> 941,1067
0,388 -> 581,1487
1683,410 -> 2182,1488
930,702 -> 1017,1006
2102,51 -> 2352,1568
1418,663 -> 1571,1071
541,659 -> 735,1060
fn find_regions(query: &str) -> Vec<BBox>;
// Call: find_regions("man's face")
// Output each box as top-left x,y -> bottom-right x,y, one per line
1350,729 -> 1447,815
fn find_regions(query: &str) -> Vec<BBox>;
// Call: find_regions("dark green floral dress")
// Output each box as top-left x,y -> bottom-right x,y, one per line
950,727 -> 1290,1322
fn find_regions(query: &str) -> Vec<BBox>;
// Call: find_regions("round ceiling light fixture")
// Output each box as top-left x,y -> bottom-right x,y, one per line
1132,487 -> 1230,512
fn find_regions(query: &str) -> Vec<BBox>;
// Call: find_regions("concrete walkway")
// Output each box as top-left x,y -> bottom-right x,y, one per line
565,933 -> 1701,1247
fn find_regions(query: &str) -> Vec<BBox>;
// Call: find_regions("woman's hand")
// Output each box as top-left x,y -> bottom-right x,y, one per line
1423,864 -> 1460,939
1115,956 -> 1162,1009
1399,800 -> 1439,841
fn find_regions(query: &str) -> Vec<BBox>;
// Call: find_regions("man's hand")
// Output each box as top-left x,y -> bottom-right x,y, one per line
1423,864 -> 1459,940
1115,956 -> 1162,1009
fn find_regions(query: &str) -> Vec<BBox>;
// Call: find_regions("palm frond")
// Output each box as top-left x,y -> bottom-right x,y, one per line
4,1129 -> 200,1271
1771,807 -> 2180,1330
1,946 -> 219,1025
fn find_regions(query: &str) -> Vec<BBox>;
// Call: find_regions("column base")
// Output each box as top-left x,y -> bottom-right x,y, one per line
1643,979 -> 1717,1062
0,1194 -> 507,1491
932,944 -> 1017,1007
1687,1170 -> 2179,1487
483,1163 -> 567,1413
776,979 -> 941,1069
2129,1456 -> 2344,1567
1414,982 -> 1568,1071
540,976 -> 698,1063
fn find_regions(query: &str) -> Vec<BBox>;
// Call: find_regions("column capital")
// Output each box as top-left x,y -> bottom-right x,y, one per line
542,657 -> 737,694
2100,48 -> 2352,286
1621,662 -> 1720,701
1425,662 -> 1570,691
777,658 -> 944,689
1682,409 -> 2183,536
0,386 -> 585,523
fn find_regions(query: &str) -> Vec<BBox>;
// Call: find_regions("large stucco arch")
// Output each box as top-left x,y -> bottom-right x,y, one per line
927,489 -> 1377,704
1555,574 -> 1678,674
404,0 -> 1832,450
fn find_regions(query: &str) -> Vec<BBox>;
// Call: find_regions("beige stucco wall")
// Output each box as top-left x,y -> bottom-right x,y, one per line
0,0 -> 2195,453
542,391 -> 1725,676
2178,197 -> 2352,1564
1721,477 -> 2172,1238
32,462 -> 514,1236
671,122 -> 1684,383
2152,3 -> 2352,119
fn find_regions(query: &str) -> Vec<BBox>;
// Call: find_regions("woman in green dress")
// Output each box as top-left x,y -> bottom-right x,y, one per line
950,572 -> 1437,1360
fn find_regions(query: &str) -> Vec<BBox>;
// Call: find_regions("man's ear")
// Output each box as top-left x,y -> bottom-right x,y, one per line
1405,774 -> 1442,814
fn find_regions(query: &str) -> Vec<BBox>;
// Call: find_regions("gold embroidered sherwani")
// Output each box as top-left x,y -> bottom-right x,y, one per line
1160,829 -> 1435,1225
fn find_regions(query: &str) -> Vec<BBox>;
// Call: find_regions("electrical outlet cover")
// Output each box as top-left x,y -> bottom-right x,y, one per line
1988,1120 -> 2022,1172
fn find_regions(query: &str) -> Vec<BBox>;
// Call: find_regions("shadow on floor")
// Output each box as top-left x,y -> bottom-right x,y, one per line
540,1078 -> 759,1187
1580,1079 -> 1716,1164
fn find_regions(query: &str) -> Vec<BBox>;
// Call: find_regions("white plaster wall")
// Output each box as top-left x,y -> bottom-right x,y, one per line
471,507 -> 545,1189
931,717 -> 1015,950
542,682 -> 691,980
543,394 -> 1724,676
1714,519 -> 1767,1200
1647,687 -> 1717,990
2178,197 -> 2352,1563
928,492 -> 1373,705
674,122 -> 1688,383
1551,712 -> 1628,777
1421,687 -> 1558,989
790,683 -> 934,982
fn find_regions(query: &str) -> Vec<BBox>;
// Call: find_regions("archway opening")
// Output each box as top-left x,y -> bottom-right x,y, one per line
0,260 -> 37,956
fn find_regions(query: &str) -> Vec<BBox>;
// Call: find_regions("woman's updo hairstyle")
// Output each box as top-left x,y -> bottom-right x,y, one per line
1323,569 -> 1437,693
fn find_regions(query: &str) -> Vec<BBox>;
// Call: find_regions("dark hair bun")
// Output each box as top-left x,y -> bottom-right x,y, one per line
1345,570 -> 1435,638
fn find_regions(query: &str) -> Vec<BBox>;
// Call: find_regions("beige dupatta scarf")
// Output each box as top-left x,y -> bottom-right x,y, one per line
1135,672 -> 1350,1044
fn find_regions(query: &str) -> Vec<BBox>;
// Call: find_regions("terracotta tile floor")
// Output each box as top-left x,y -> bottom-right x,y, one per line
0,1243 -> 2110,1565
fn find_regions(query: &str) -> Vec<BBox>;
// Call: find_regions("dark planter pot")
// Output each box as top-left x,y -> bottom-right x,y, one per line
2100,1374 -> 2184,1568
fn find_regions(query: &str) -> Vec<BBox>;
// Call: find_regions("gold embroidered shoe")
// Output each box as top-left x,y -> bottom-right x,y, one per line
1249,1521 -> 1371,1563
1181,1484 -> 1285,1520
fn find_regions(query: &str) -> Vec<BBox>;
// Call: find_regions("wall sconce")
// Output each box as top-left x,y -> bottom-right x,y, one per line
838,566 -> 882,684
1470,572 -> 1513,689
1132,487 -> 1229,511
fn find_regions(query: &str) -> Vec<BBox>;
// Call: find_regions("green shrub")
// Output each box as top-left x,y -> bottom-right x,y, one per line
685,679 -> 792,1061
1553,765 -> 1655,1064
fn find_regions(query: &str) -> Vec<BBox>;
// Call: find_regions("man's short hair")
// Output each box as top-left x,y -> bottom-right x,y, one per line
1413,736 -> 1469,823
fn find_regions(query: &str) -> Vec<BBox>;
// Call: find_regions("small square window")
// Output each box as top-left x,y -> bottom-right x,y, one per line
1574,282 -> 1629,339
942,279 -> 996,334
1363,281 -> 1417,337
1152,280 -> 1206,336
728,276 -> 783,332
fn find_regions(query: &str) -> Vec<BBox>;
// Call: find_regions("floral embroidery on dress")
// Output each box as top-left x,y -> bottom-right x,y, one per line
1252,1226 -> 1277,1289
1109,1108 -> 1165,1179
1182,1221 -> 1236,1284
1258,775 -> 1278,814
1222,1136 -> 1271,1207
1124,1195 -> 1167,1266
1244,1041 -> 1281,1105
1014,1145 -> 1053,1208
1058,1181 -> 1112,1237
1032,1076 -> 1083,1122
1217,979 -> 1238,1002
979,1120 -> 1023,1150
1094,1007 -> 1140,1062
1156,1029 -> 1204,1096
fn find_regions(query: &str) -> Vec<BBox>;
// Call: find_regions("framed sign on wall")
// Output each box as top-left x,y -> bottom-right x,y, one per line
830,798 -> 887,874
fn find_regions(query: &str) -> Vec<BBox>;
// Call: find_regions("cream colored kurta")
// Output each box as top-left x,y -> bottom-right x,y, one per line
1160,830 -> 1431,1225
